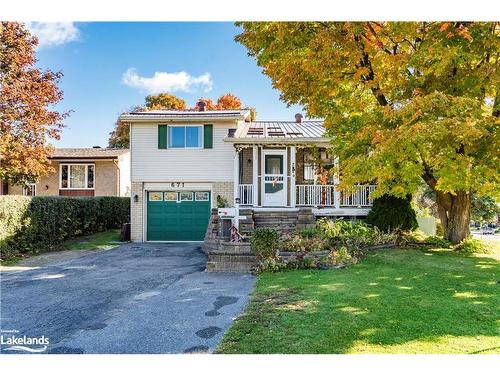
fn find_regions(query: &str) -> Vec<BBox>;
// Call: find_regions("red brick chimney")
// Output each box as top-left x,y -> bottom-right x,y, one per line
197,100 -> 207,112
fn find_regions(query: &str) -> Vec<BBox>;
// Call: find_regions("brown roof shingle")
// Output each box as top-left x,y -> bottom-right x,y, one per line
50,148 -> 129,159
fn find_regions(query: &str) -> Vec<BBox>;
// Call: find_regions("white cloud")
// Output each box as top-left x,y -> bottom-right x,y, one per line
26,22 -> 80,48
122,68 -> 213,94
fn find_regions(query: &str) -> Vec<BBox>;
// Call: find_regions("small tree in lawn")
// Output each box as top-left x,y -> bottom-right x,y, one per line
0,22 -> 68,185
236,22 -> 499,244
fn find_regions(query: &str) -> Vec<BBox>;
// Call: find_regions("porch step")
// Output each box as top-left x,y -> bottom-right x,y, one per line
251,208 -> 315,234
253,211 -> 300,234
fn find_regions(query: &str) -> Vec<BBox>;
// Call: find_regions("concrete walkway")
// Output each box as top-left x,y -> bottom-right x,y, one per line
0,243 -> 255,354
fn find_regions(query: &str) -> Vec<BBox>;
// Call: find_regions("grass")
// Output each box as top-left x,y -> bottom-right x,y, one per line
0,230 -> 122,266
217,247 -> 500,354
63,229 -> 121,251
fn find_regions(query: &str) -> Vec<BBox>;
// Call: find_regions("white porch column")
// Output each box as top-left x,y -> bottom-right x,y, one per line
233,148 -> 240,229
334,156 -> 341,209
290,146 -> 296,208
252,145 -> 258,207
233,148 -> 240,206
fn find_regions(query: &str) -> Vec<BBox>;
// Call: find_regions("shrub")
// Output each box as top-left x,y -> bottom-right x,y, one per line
216,195 -> 228,208
251,228 -> 280,260
254,258 -> 286,273
0,196 -> 130,260
315,218 -> 397,248
397,230 -> 428,245
281,233 -> 328,253
426,235 -> 452,249
454,237 -> 491,254
327,246 -> 354,265
366,194 -> 418,232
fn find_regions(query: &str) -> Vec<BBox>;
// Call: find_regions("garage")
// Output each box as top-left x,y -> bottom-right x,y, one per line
147,191 -> 211,241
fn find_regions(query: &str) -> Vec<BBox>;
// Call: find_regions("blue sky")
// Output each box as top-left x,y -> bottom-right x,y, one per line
32,22 -> 304,148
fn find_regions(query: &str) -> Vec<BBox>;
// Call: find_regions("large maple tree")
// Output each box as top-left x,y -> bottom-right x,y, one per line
0,22 -> 68,185
236,22 -> 499,243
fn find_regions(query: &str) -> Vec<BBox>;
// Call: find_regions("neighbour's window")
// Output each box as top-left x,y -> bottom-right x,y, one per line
60,164 -> 95,189
149,192 -> 163,201
168,126 -> 202,148
23,183 -> 36,196
180,192 -> 193,201
195,192 -> 209,201
164,192 -> 177,201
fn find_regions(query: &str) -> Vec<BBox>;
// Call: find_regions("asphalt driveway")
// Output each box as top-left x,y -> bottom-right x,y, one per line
0,243 -> 255,354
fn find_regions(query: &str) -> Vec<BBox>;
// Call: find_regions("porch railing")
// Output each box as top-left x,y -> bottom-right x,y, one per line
296,184 -> 376,207
296,185 -> 336,206
238,184 -> 254,205
340,184 -> 376,207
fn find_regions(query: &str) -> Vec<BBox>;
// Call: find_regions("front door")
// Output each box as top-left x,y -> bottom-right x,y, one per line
262,150 -> 287,207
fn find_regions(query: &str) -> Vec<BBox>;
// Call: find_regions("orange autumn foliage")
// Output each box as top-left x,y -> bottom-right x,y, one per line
0,22 -> 68,185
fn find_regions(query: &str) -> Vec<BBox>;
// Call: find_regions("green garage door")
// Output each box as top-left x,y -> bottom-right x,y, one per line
147,191 -> 211,241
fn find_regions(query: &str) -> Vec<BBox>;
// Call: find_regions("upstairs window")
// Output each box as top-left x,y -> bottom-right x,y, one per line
60,164 -> 95,189
168,126 -> 202,148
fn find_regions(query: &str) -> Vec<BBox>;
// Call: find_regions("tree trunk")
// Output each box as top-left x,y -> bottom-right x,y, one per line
435,189 -> 471,244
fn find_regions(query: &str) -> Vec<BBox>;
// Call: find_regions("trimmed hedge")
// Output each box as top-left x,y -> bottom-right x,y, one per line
0,196 -> 130,260
366,194 -> 418,232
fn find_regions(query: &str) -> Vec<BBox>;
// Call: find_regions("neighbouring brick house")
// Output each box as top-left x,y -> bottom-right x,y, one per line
1,148 -> 131,197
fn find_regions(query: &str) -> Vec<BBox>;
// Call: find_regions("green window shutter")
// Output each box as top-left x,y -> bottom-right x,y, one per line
158,125 -> 168,149
204,124 -> 213,149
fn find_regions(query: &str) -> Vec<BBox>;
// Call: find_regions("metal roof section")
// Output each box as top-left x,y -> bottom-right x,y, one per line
119,109 -> 251,122
225,121 -> 328,144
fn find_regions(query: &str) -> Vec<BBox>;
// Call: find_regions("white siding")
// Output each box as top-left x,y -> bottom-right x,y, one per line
118,152 -> 131,196
131,122 -> 236,182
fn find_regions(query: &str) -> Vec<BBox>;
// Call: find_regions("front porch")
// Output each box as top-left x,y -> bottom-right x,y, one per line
233,145 -> 375,216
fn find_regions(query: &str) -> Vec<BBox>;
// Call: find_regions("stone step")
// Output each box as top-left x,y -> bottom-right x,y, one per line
206,253 -> 257,273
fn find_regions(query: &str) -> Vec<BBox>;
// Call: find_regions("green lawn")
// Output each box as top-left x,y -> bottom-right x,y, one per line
217,248 -> 500,354
63,229 -> 121,251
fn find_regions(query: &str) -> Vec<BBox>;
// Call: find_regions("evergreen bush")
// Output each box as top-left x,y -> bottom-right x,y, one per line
366,194 -> 418,232
0,196 -> 130,260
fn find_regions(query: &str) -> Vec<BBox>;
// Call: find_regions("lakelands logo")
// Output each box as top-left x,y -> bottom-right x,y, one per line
1,330 -> 49,353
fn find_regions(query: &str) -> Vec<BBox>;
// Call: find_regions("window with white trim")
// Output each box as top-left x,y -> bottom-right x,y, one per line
168,126 -> 203,148
23,183 -> 36,196
60,164 -> 95,189
303,163 -> 315,182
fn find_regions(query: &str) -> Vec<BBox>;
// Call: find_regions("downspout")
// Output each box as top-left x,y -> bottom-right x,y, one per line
113,159 -> 120,196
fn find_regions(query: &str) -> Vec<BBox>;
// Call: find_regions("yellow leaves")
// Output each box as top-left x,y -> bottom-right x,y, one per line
353,67 -> 369,80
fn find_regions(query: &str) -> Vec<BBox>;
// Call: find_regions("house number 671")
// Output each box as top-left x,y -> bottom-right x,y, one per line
170,182 -> 185,187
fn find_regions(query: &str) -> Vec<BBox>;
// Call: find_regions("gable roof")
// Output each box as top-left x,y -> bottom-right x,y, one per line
120,109 -> 251,122
226,121 -> 328,144
50,148 -> 129,159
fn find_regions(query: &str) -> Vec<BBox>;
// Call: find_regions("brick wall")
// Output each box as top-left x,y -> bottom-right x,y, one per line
8,160 -> 119,197
212,181 -> 234,208
94,160 -> 119,196
296,148 -> 305,184
130,181 -> 143,242
240,147 -> 253,184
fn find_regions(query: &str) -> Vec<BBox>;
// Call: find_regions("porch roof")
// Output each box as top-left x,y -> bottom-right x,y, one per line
225,121 -> 329,145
